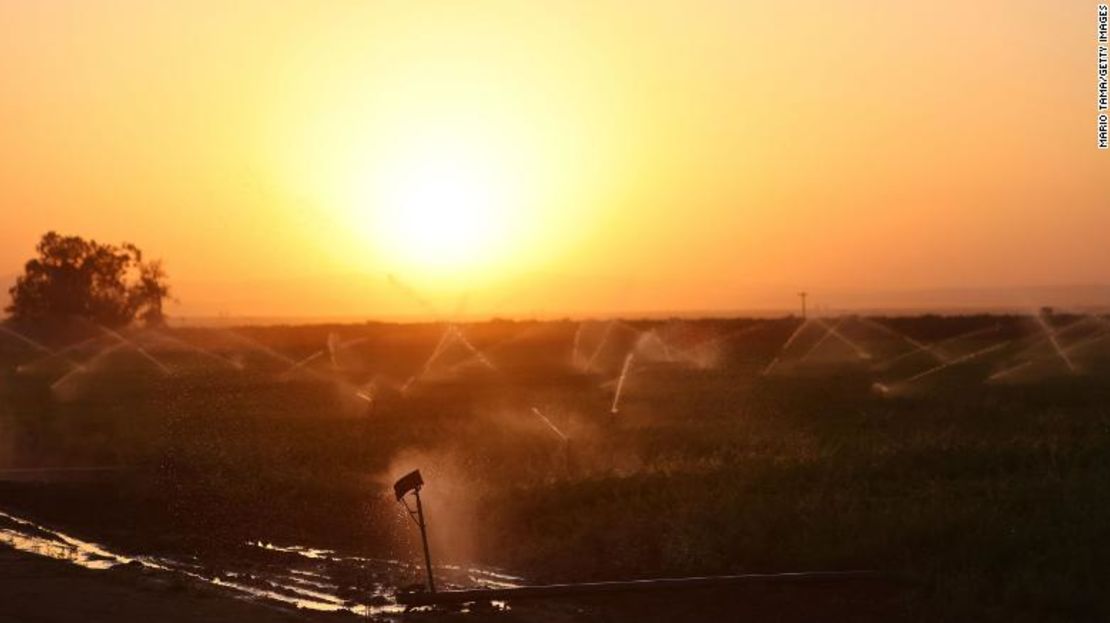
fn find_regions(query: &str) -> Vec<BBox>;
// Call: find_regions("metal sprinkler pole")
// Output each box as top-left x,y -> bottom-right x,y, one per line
394,470 -> 437,594
413,488 -> 436,593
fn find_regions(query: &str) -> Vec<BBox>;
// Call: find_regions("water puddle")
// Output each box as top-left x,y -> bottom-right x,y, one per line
0,510 -> 141,570
0,509 -> 520,618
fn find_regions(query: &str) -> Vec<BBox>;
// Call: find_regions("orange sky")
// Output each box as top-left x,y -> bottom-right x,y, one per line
1,1 -> 1106,320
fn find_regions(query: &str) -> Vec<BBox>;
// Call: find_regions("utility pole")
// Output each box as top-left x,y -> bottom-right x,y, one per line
798,292 -> 808,319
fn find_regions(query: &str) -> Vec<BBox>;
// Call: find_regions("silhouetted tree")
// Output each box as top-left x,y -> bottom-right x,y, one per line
5,232 -> 171,328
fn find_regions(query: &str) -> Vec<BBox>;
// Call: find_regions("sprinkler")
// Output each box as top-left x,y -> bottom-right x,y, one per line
394,470 -> 436,594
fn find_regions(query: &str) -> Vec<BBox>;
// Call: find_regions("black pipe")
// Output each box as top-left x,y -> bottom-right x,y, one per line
396,569 -> 883,607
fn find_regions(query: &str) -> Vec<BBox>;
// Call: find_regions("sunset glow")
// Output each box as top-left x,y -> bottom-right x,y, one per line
0,1 -> 1106,319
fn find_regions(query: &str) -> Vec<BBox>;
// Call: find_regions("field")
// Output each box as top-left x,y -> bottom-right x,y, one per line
2,313 -> 1110,621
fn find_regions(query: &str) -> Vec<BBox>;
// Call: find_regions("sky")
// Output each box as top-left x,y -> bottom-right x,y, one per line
1,1 -> 1106,320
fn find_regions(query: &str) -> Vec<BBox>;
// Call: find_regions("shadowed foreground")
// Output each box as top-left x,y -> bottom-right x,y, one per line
0,542 -> 905,623
0,545 -> 313,623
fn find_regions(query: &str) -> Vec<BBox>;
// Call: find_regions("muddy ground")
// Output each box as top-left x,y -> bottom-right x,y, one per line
1,541 -> 906,623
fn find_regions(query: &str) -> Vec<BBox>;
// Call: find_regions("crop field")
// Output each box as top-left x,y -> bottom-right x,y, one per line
1,314 -> 1110,621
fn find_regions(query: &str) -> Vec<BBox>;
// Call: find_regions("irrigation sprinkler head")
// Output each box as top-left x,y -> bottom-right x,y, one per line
394,470 -> 424,501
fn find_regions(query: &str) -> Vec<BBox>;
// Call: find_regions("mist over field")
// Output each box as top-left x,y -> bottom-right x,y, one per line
2,312 -> 1110,621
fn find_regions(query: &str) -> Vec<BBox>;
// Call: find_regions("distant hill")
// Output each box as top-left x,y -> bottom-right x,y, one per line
801,284 -> 1110,316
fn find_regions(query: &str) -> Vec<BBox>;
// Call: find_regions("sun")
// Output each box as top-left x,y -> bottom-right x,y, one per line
360,132 -> 523,281
379,150 -> 503,270
314,102 -> 589,287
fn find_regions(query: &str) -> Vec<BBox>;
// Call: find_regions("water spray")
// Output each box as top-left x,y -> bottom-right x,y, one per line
327,332 -> 341,368
571,323 -> 585,368
1032,313 -> 1078,374
1062,328 -> 1110,354
223,331 -> 301,366
95,325 -> 172,375
449,326 -> 496,371
985,360 -> 1034,383
672,322 -> 766,364
982,316 -> 1098,379
530,407 -> 569,442
583,321 -> 615,373
329,335 -> 372,369
222,330 -> 376,404
799,318 -> 843,363
145,329 -> 243,370
403,326 -> 460,394
883,340 -> 1010,392
322,334 -> 375,371
355,375 -> 405,406
872,324 -> 1002,370
280,350 -> 329,380
780,318 -> 812,351
442,324 -> 552,375
860,318 -> 947,364
610,352 -> 635,414
50,342 -> 129,392
814,318 -> 871,360
0,326 -> 91,373
988,329 -> 1110,382
638,330 -> 674,362
0,325 -> 57,357
763,318 -> 812,375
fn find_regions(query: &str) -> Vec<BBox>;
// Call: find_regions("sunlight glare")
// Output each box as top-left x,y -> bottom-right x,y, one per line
361,131 -> 523,281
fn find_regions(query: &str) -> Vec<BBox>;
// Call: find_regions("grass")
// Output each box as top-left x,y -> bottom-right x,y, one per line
1,315 -> 1109,620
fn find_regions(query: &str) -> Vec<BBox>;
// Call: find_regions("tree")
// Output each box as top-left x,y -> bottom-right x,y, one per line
5,232 -> 171,328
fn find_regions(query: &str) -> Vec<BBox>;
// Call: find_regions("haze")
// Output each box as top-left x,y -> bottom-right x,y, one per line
1,1 -> 1106,320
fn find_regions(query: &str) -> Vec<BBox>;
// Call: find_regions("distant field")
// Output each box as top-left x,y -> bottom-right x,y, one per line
2,314 -> 1109,621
